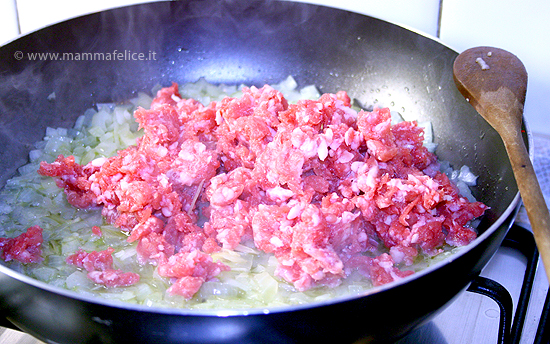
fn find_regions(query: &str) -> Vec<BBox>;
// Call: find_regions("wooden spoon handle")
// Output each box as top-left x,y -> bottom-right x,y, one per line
504,131 -> 550,281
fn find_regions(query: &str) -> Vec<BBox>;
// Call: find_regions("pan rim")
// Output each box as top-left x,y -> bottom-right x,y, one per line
0,0 -> 527,318
0,191 -> 521,316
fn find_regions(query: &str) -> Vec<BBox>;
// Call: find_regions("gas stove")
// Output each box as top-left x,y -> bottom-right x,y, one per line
398,132 -> 550,344
398,222 -> 549,344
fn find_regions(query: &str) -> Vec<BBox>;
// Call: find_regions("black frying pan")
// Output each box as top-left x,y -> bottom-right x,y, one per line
0,1 -> 523,343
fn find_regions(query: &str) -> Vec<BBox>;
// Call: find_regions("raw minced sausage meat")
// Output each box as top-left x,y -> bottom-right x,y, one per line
66,247 -> 140,287
38,83 -> 487,298
0,225 -> 43,264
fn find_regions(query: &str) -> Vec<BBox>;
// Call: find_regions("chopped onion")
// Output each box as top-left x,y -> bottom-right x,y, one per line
0,77 -> 482,310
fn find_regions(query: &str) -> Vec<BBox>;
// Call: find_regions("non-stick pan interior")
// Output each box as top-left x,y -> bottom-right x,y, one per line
0,0 -> 517,261
0,2 -> 526,343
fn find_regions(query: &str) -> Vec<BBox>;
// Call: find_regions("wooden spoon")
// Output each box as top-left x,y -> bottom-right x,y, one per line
453,46 -> 550,282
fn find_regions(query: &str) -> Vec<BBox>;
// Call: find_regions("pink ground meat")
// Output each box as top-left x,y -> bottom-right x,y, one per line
87,269 -> 140,288
38,83 -> 488,298
66,247 -> 140,288
0,225 -> 43,264
66,247 -> 115,272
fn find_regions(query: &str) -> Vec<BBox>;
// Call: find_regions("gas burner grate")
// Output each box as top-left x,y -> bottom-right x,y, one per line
534,284 -> 550,344
467,223 -> 544,344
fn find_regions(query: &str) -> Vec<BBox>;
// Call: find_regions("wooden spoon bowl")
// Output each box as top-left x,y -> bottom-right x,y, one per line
453,46 -> 550,281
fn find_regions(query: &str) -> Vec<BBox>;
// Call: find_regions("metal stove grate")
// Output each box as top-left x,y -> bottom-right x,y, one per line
466,224 -> 546,344
534,287 -> 550,344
